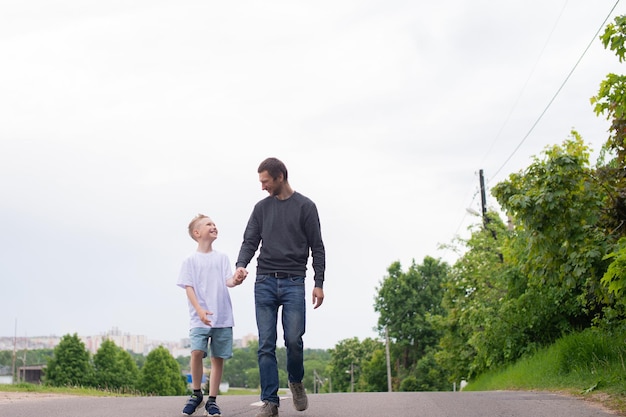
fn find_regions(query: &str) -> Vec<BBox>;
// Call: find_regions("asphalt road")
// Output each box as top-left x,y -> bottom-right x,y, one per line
0,391 -> 618,417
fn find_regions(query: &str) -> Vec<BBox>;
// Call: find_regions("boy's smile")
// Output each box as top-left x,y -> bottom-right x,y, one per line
197,218 -> 218,240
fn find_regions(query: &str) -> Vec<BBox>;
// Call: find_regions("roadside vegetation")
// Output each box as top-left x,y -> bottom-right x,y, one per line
466,327 -> 626,414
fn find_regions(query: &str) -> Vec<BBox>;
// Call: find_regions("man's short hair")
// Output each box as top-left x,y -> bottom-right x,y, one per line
258,157 -> 288,181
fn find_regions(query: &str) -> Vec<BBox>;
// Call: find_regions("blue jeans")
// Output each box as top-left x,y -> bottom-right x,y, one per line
255,274 -> 306,405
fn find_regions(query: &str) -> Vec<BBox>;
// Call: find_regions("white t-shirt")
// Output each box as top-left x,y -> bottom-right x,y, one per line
177,250 -> 235,329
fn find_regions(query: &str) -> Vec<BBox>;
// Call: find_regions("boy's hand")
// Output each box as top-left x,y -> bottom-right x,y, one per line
198,309 -> 213,326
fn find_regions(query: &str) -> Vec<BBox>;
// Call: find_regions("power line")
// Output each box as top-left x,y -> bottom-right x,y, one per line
453,3 -> 577,241
480,0 -> 570,169
451,1 -> 621,244
489,0 -> 621,184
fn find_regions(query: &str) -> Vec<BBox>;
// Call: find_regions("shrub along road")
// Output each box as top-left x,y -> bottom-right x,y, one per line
0,391 -> 617,417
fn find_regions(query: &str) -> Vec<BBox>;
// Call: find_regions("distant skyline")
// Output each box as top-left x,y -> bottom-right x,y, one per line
1,323 -> 257,344
1,1 -> 625,350
0,326 -> 260,358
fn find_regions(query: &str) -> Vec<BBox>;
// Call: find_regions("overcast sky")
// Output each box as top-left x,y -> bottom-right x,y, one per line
1,1 -> 624,350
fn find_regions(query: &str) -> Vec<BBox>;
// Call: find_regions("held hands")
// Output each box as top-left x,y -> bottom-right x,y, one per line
233,267 -> 248,285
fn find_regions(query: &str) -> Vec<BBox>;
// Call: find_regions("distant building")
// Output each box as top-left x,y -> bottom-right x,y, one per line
0,364 -> 44,385
82,327 -> 147,354
237,333 -> 258,348
0,328 -> 259,360
17,365 -> 44,384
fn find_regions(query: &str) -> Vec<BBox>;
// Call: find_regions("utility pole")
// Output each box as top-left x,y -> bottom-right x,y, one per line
20,337 -> 27,383
350,363 -> 354,393
479,169 -> 502,260
479,169 -> 487,227
11,319 -> 17,384
385,326 -> 392,392
313,369 -> 324,394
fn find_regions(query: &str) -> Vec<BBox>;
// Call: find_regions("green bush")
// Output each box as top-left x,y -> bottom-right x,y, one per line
44,334 -> 93,387
138,346 -> 187,396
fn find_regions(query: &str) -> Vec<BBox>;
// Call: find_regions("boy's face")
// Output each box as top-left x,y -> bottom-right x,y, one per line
194,217 -> 218,241
259,170 -> 283,197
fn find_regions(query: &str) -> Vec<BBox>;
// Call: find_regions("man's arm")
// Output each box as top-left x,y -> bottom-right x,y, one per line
306,203 -> 326,289
236,210 -> 261,268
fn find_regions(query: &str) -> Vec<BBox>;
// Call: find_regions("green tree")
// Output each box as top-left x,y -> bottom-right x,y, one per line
93,339 -> 139,391
245,367 -> 260,389
374,257 -> 448,379
439,134 -> 614,381
493,134 -> 611,327
358,348 -> 388,392
129,351 -> 146,369
223,340 -> 259,388
411,348 -> 448,391
138,346 -> 187,395
222,342 -> 331,391
328,337 -> 382,392
591,14 -> 626,306
493,134 -> 607,293
303,354 -> 331,393
44,333 -> 93,387
0,348 -> 54,368
602,237 -> 626,307
435,215 -> 509,381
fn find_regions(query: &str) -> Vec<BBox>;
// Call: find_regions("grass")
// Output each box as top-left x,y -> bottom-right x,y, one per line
465,328 -> 626,415
0,383 -> 273,397
0,382 -> 126,397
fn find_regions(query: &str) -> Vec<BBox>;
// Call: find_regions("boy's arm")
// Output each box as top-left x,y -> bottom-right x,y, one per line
185,286 -> 213,326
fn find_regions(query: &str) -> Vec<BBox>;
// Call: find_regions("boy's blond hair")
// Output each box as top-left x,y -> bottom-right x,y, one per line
188,214 -> 208,241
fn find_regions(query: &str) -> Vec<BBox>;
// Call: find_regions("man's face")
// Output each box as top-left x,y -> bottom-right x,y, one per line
259,170 -> 282,196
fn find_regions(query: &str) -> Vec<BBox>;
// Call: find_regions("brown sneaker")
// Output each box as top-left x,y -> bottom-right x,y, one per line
255,401 -> 279,417
288,382 -> 308,411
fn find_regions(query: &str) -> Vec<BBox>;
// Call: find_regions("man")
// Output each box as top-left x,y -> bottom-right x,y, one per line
236,157 -> 325,417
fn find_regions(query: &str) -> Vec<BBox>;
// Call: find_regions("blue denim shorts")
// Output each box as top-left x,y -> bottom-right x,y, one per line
189,327 -> 233,359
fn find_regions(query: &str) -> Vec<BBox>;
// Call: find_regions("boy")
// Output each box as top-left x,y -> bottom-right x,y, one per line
177,214 -> 247,416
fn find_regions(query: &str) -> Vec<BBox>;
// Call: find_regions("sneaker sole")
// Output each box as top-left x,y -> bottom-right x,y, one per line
293,401 -> 308,411
289,383 -> 308,411
205,404 -> 221,416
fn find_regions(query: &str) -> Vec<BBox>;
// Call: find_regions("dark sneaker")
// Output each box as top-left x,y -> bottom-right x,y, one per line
255,401 -> 279,417
205,401 -> 221,416
182,394 -> 204,415
288,382 -> 308,411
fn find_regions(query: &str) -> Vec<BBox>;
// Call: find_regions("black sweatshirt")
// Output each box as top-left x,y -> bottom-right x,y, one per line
236,191 -> 326,288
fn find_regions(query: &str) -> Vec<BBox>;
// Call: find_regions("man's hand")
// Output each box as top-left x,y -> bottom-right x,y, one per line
312,287 -> 324,309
